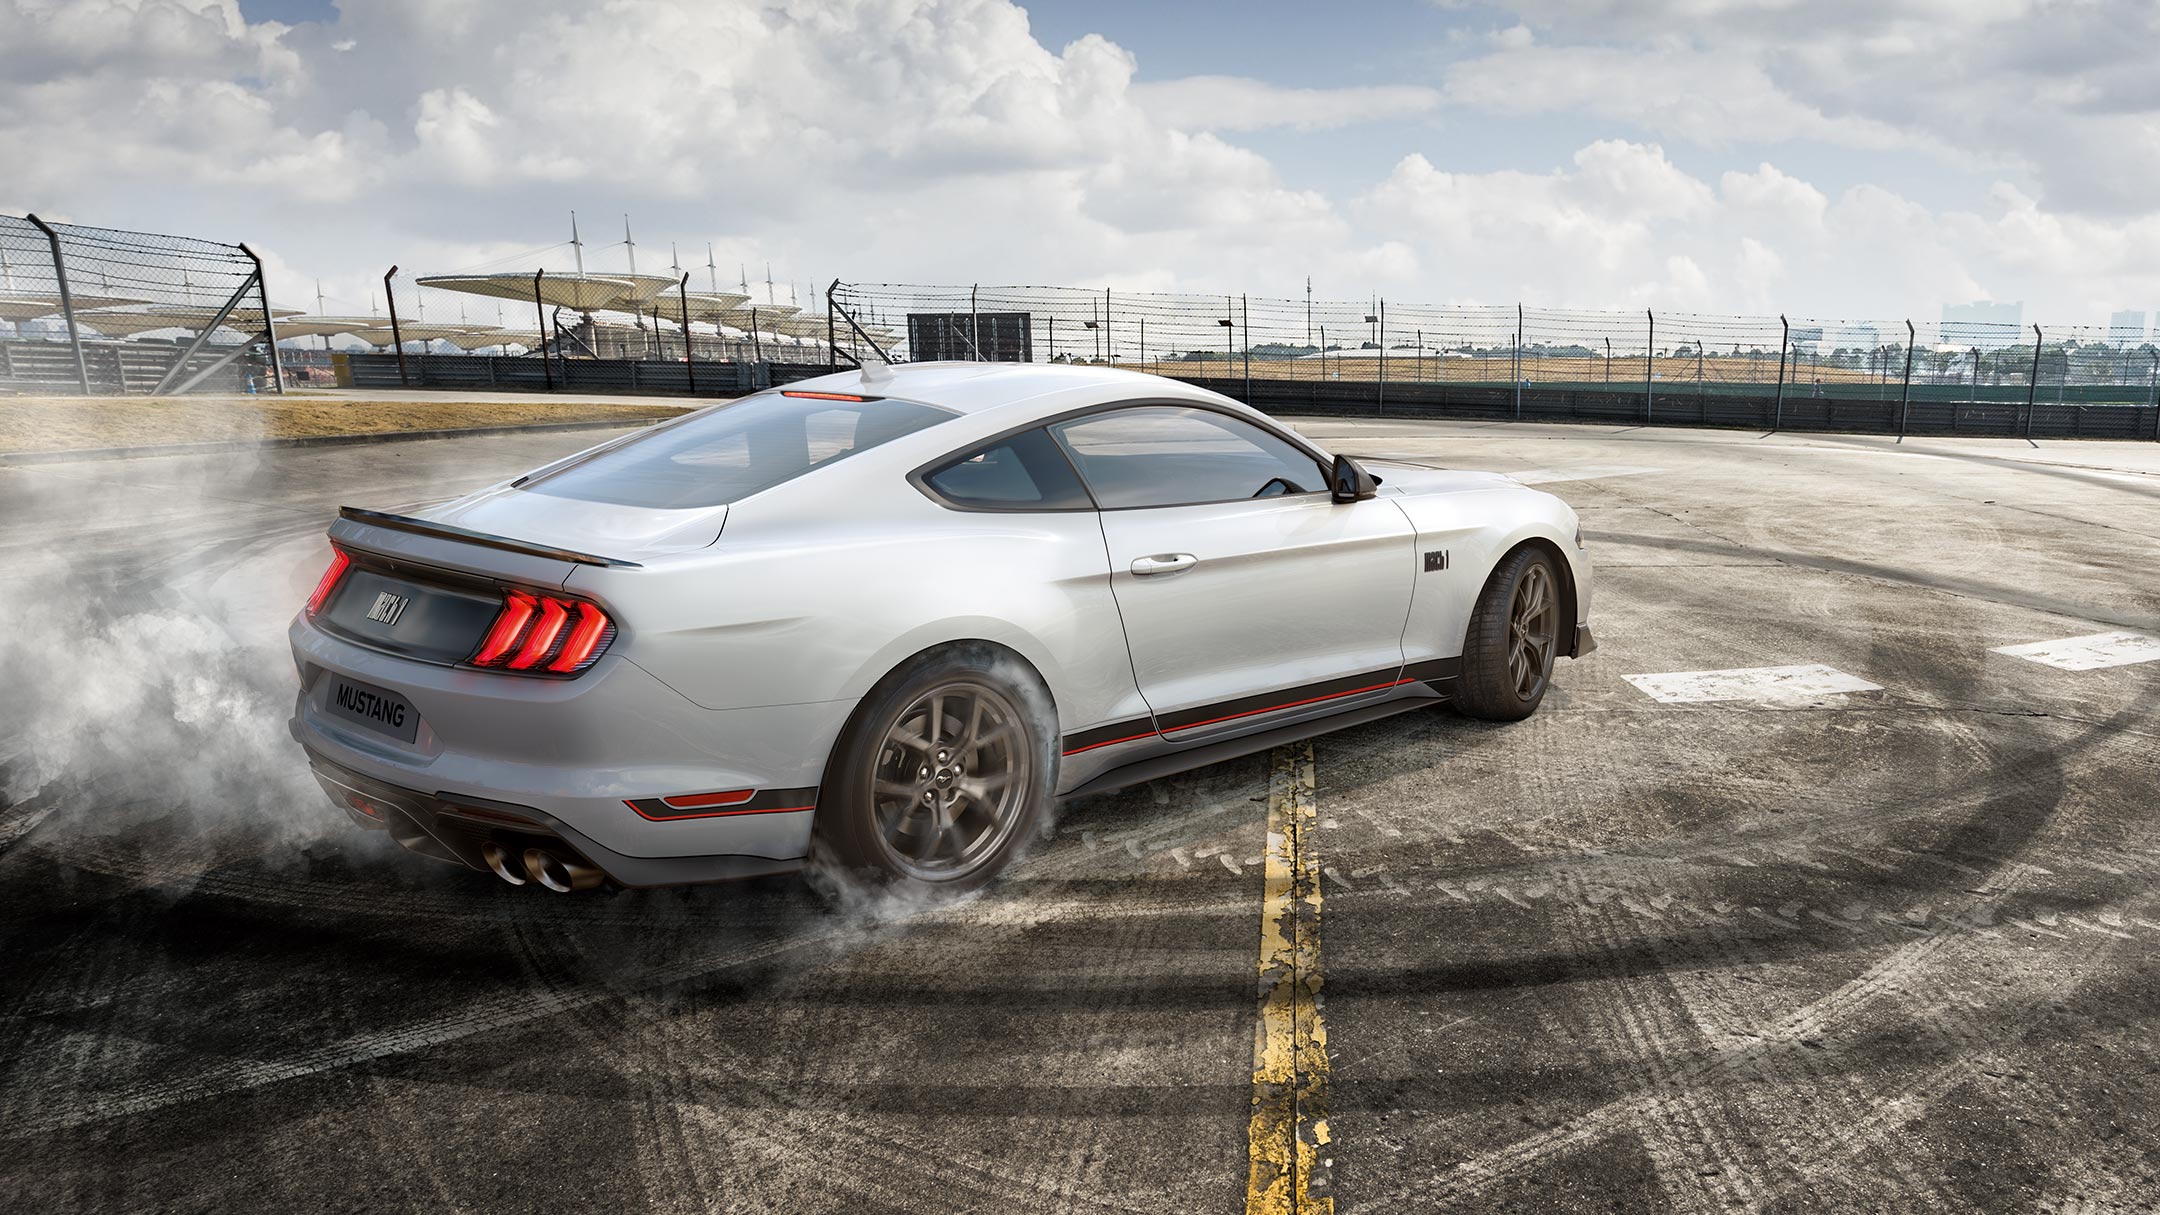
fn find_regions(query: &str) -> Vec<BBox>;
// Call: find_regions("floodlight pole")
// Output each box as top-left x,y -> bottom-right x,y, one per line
680,273 -> 697,393
25,214 -> 90,395
384,264 -> 409,386
532,269 -> 552,391
1773,315 -> 1789,430
1898,319 -> 1915,438
2026,324 -> 2043,437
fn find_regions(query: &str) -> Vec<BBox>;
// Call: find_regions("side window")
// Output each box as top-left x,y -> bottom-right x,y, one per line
921,427 -> 1094,511
1050,406 -> 1328,509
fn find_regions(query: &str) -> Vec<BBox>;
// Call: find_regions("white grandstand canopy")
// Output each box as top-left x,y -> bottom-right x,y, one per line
0,293 -> 149,322
680,291 -> 753,323
72,302 -> 302,338
441,328 -> 538,351
270,314 -> 388,338
418,272 -> 666,314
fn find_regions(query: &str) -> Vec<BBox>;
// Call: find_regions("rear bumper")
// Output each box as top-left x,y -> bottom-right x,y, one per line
289,612 -> 853,867
301,748 -> 802,888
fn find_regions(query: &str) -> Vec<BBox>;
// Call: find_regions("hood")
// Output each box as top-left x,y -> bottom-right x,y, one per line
419,484 -> 729,557
1359,458 -> 1527,496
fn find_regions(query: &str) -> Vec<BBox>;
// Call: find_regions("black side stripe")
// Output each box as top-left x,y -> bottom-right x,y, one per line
624,787 -> 818,822
1155,666 -> 1412,735
1061,718 -> 1159,756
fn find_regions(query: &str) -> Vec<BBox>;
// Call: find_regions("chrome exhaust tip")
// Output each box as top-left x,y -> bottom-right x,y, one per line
522,847 -> 603,893
481,841 -> 528,886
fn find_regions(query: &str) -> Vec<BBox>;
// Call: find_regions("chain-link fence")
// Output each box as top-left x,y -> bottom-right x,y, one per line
829,283 -> 2160,439
0,214 -> 283,395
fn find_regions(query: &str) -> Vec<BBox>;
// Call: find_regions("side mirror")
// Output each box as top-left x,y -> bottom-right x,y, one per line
1330,454 -> 1378,503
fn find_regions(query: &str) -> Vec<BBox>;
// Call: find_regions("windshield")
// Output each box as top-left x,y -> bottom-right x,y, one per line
521,392 -> 953,509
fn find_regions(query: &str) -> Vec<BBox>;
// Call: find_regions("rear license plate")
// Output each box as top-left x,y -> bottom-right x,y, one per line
325,675 -> 421,744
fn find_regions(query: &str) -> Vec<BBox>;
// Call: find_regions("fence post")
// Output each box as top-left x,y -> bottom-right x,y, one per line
1241,293 -> 1250,403
2025,324 -> 2042,438
1376,298 -> 1386,414
970,284 -> 980,362
1898,319 -> 1915,437
240,243 -> 284,394
1773,315 -> 1789,430
825,280 -> 837,372
26,214 -> 90,395
1106,287 -> 1114,367
1514,303 -> 1523,418
2150,350 -> 2158,440
750,306 -> 762,365
681,273 -> 698,394
1604,337 -> 1611,385
383,265 -> 410,386
532,269 -> 552,391
1645,309 -> 1655,423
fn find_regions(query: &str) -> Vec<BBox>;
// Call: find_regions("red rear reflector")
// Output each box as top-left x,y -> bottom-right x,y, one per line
472,590 -> 537,666
547,602 -> 610,672
306,549 -> 350,615
780,390 -> 865,401
509,598 -> 569,670
660,790 -> 754,810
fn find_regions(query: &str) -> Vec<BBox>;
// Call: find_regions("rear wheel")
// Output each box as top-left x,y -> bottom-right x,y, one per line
1453,546 -> 1562,721
816,646 -> 1056,892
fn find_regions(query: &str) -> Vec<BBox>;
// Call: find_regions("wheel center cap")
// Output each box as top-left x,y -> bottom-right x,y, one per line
936,768 -> 955,785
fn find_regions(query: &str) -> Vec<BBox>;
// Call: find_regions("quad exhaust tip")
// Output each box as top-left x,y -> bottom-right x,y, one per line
480,841 -> 527,886
521,847 -> 604,893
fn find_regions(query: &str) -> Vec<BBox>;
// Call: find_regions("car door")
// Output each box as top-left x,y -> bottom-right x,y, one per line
1049,403 -> 1416,740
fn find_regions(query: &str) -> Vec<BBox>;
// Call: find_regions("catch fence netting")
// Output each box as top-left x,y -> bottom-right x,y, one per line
0,214 -> 279,394
829,284 -> 2160,415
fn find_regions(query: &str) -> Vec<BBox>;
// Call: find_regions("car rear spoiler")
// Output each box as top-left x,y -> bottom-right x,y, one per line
335,506 -> 643,570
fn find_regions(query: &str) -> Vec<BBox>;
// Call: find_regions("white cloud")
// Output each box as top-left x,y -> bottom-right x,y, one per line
1,0 -> 2158,326
1132,76 -> 1441,132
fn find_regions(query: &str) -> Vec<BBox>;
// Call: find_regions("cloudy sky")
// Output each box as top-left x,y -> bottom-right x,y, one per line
3,0 -> 2157,325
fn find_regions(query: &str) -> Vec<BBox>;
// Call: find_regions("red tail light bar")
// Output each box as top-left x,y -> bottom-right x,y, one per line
306,549 -> 351,615
470,590 -> 615,675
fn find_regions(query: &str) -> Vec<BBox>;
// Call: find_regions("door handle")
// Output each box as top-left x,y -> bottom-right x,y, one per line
1130,553 -> 1198,576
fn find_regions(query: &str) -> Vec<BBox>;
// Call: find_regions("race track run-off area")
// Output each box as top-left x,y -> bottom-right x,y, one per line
2,416 -> 2158,1213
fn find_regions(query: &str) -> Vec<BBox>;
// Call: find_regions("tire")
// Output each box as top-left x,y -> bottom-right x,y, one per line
1453,545 -> 1563,722
814,643 -> 1058,893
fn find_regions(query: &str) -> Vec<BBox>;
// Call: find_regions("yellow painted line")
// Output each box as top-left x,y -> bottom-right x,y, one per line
1245,742 -> 1333,1215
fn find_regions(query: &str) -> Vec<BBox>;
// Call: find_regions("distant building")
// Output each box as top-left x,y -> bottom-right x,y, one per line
2107,309 -> 2149,346
1942,300 -> 2023,350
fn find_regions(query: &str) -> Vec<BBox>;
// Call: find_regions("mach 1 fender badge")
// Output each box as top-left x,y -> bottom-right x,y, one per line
366,591 -> 410,626
1423,550 -> 1450,572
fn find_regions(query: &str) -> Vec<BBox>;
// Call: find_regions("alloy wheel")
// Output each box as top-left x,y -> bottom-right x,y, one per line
1507,562 -> 1558,700
869,680 -> 1031,881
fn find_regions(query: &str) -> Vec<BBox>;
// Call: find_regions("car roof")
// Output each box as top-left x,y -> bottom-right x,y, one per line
777,361 -> 1226,416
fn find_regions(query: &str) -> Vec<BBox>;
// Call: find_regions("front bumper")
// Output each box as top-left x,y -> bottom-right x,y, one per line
289,612 -> 853,869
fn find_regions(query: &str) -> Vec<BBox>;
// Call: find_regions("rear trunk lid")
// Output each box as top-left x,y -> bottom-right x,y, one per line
317,509 -> 616,667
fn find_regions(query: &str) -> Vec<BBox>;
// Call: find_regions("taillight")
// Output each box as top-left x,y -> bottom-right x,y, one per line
306,549 -> 351,615
470,591 -> 613,675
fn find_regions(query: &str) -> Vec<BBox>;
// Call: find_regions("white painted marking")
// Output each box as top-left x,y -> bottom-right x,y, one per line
1990,631 -> 2160,671
1622,664 -> 1882,704
1505,465 -> 1665,485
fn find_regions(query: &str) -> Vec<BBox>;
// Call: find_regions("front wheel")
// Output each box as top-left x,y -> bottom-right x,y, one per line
1453,546 -> 1563,721
815,646 -> 1056,893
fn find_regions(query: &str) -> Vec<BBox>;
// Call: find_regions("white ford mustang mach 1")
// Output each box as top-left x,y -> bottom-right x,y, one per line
290,362 -> 1594,892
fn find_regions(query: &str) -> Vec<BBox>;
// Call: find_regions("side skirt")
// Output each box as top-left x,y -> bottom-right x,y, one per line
1060,684 -> 1447,801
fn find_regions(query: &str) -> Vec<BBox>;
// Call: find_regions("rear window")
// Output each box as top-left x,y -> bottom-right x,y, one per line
521,393 -> 952,509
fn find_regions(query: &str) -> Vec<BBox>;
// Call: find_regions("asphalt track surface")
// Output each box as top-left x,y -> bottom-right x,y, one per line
2,417 -> 2157,1213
